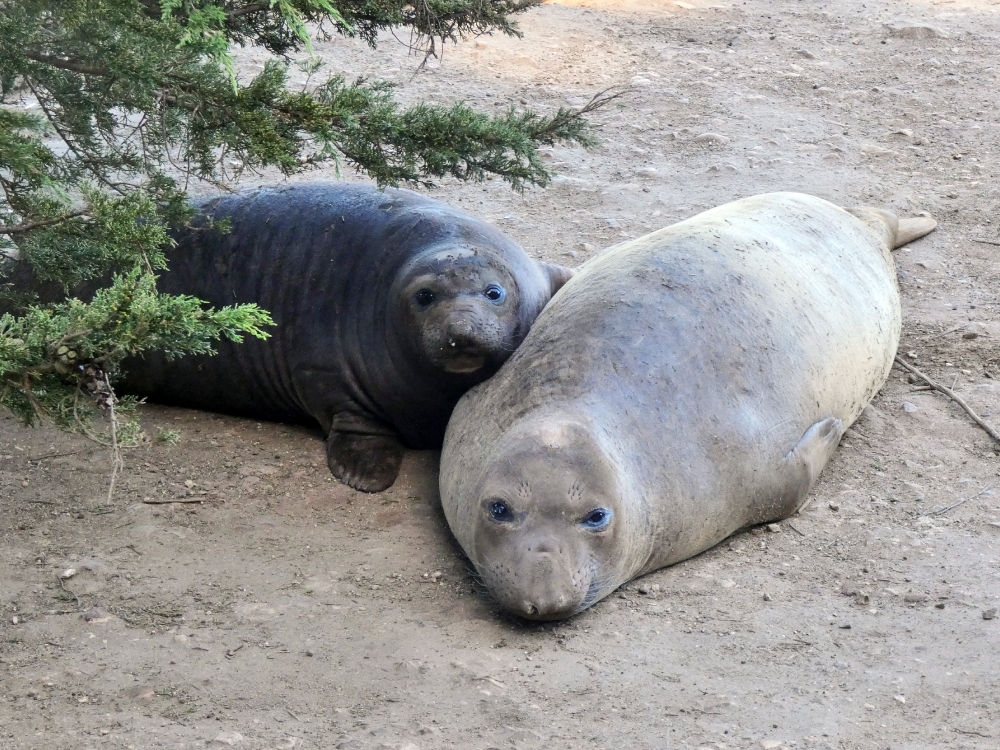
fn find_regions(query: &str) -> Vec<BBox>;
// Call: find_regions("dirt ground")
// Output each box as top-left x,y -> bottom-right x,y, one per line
3,0 -> 1000,748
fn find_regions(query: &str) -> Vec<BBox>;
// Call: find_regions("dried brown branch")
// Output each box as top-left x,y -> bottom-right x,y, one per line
893,356 -> 1000,443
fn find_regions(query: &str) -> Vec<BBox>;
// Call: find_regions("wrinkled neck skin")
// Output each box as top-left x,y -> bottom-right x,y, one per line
464,415 -> 653,620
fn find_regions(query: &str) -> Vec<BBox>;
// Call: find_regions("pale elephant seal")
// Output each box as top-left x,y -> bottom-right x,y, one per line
440,192 -> 935,620
117,183 -> 573,492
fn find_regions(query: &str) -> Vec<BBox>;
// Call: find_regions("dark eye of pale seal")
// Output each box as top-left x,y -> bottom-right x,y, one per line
488,500 -> 514,523
415,288 -> 435,306
581,508 -> 613,531
484,284 -> 506,304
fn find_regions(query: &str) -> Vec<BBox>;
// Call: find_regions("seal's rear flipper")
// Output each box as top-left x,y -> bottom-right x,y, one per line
894,215 -> 937,249
846,206 -> 937,250
327,430 -> 405,493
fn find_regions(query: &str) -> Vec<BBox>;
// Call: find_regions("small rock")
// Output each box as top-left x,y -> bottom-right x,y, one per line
902,401 -> 918,413
693,132 -> 731,146
60,568 -> 77,580
635,167 -> 659,178
904,593 -> 930,603
430,570 -> 443,582
983,608 -> 997,620
841,585 -> 859,596
935,602 -> 945,609
839,623 -> 852,629
884,20 -> 948,40
894,695 -> 906,704
637,584 -> 650,595
795,48 -> 816,59
963,332 -> 978,340
630,76 -> 653,86
766,523 -> 781,534
81,608 -> 111,623
763,592 -> 772,601
829,501 -> 840,511
604,218 -> 620,228
761,741 -> 783,750
11,615 -> 18,625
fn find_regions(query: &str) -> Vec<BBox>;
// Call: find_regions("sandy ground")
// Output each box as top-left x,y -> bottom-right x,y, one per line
3,0 -> 1000,748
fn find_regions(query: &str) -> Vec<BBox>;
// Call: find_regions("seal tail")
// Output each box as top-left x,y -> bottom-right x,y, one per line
846,206 -> 937,250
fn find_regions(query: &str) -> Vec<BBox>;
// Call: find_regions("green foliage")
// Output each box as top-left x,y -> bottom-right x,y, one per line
0,0 -> 611,437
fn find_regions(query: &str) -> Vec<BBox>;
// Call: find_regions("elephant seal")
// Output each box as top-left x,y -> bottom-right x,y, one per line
121,182 -> 573,492
440,192 -> 935,620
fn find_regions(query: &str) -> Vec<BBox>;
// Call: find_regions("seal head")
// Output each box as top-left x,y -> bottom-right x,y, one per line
469,418 -> 647,620
393,246 -> 531,377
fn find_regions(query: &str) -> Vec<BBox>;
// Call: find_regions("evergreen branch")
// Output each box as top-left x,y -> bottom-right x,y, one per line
0,211 -> 88,236
21,50 -> 109,77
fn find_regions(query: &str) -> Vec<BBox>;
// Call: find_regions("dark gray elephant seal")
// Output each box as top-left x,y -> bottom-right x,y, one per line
440,192 -> 936,620
122,182 -> 573,492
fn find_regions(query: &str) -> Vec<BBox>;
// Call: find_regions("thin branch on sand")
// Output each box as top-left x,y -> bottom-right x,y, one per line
893,356 -> 1000,444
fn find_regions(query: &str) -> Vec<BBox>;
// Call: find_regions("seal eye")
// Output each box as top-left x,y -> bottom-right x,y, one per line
415,289 -> 436,307
488,500 -> 514,523
484,284 -> 506,304
581,507 -> 613,531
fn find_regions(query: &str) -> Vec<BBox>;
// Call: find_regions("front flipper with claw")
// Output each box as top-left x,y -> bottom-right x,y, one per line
327,430 -> 405,493
757,417 -> 845,523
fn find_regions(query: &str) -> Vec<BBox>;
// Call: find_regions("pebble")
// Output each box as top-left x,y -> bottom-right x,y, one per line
841,584 -> 860,596
904,593 -> 930,603
884,20 -> 948,40
795,48 -> 816,59
894,695 -> 906,704
693,132 -> 730,146
212,732 -> 245,746
761,741 -> 783,750
829,502 -> 840,511
60,568 -> 78,580
635,167 -> 659,178
839,623 -> 852,629
637,583 -> 650,595
983,608 -> 997,620
902,401 -> 918,413
766,523 -> 781,533
963,332 -> 978,340
935,602 -> 945,609
763,592 -> 772,601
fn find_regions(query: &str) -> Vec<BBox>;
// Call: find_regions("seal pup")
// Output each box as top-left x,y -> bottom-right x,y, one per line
440,192 -> 935,620
121,182 -> 573,492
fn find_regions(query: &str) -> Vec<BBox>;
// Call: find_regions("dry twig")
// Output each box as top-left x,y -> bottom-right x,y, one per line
893,356 -> 1000,443
931,485 -> 994,517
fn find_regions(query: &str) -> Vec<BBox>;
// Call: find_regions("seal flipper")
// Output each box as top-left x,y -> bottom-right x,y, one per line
540,262 -> 575,297
327,430 -> 405,493
764,417 -> 845,520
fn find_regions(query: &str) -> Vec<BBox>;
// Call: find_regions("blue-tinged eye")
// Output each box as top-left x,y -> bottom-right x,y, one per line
484,284 -> 506,304
416,289 -> 435,306
581,507 -> 613,531
488,500 -> 514,523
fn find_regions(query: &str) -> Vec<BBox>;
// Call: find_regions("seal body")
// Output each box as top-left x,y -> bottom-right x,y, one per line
123,182 -> 573,492
440,192 -> 935,620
